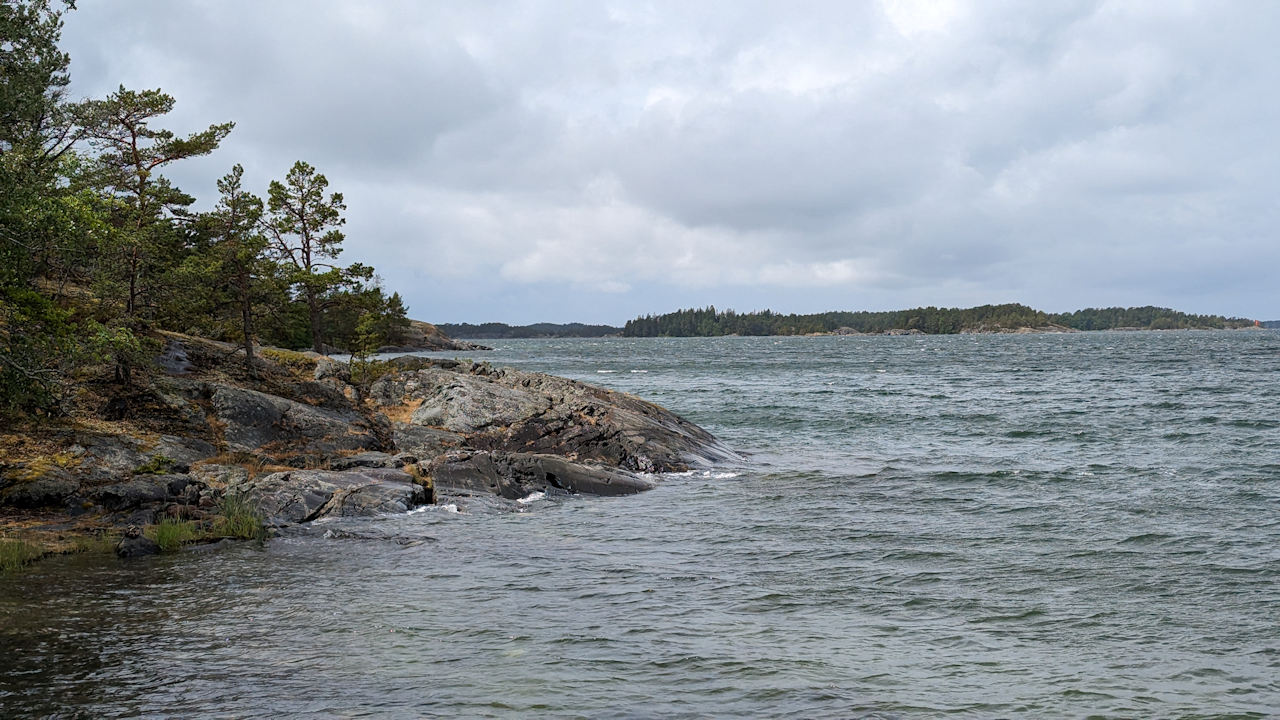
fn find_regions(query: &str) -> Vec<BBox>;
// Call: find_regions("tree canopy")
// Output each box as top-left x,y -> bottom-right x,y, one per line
0,0 -> 411,419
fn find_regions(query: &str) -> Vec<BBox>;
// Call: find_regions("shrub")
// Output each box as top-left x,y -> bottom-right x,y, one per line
134,454 -> 176,475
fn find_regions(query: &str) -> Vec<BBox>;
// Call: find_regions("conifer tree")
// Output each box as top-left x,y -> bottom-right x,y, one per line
206,164 -> 270,375
265,160 -> 347,353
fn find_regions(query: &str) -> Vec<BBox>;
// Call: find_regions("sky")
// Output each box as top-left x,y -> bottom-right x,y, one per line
60,1 -> 1279,324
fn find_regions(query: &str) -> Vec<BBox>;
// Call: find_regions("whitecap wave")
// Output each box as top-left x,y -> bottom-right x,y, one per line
630,369 -> 649,373
517,491 -> 545,504
663,469 -> 743,480
596,369 -> 618,374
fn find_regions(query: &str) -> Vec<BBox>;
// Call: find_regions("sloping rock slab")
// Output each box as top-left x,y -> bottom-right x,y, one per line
208,384 -> 383,457
91,476 -> 180,511
0,467 -> 80,508
371,364 -> 734,473
231,468 -> 428,527
426,451 -> 653,500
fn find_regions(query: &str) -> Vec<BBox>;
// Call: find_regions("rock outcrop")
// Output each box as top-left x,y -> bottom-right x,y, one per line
229,468 -> 429,527
369,362 -> 730,474
1,332 -> 731,542
426,451 -> 654,499
374,319 -> 492,353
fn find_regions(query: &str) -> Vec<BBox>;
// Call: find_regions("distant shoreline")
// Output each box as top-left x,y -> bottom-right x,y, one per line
439,304 -> 1266,339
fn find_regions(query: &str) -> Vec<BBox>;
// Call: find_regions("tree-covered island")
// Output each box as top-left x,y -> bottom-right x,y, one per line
621,304 -> 1256,337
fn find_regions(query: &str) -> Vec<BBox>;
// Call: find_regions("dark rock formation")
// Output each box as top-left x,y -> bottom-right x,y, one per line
208,383 -> 386,459
0,467 -> 80,508
427,451 -> 653,499
1,332 -> 730,543
116,527 -> 160,558
92,477 -> 174,511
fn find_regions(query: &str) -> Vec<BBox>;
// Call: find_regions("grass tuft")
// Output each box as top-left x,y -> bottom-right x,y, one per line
215,493 -> 267,543
0,537 -> 48,573
146,518 -> 201,552
260,347 -> 318,374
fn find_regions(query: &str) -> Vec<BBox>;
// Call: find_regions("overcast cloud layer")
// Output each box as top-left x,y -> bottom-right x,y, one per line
62,1 -> 1279,323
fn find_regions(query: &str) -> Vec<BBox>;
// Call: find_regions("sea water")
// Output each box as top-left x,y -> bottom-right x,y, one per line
2,331 -> 1278,718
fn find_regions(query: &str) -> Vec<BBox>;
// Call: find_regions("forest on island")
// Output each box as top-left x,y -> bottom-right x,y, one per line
622,304 -> 1254,337
1,1 -> 409,418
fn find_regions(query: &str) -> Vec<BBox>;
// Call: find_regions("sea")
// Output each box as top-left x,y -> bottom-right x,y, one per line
2,330 -> 1278,718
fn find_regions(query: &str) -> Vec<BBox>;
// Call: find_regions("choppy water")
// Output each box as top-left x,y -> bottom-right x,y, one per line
3,331 -> 1279,718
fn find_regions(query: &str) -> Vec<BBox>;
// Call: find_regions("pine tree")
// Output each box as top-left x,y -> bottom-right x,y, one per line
265,160 -> 347,353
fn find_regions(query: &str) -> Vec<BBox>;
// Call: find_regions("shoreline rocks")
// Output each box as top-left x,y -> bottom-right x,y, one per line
1,333 -> 734,552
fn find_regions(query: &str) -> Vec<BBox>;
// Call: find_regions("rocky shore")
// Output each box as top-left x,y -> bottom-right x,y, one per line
0,334 -> 731,562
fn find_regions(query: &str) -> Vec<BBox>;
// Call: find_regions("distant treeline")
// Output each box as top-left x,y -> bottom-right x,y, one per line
621,304 -> 1255,337
1262,320 -> 1280,329
438,322 -> 622,339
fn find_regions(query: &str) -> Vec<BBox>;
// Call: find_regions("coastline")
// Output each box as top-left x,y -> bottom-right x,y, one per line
1,333 -> 729,571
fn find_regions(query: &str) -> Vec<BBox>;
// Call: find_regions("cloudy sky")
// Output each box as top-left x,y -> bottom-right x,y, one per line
61,1 -> 1279,324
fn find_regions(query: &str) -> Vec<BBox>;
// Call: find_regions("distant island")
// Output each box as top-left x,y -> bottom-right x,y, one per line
438,322 -> 622,339
619,304 -> 1257,337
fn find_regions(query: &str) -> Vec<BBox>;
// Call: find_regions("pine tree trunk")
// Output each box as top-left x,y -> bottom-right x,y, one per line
307,289 -> 323,354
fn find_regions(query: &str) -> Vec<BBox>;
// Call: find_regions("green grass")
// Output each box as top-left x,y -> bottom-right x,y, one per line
146,518 -> 202,552
70,532 -> 119,555
215,493 -> 267,543
0,538 -> 48,573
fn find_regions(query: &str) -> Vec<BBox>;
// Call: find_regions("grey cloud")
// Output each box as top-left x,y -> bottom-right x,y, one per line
59,0 -> 1280,322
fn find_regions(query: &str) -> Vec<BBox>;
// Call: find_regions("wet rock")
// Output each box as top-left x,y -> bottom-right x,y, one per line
157,339 -> 195,375
116,526 -> 161,558
426,451 -> 654,500
230,468 -> 429,527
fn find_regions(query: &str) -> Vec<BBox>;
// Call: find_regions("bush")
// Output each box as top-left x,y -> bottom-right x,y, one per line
134,454 -> 176,475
